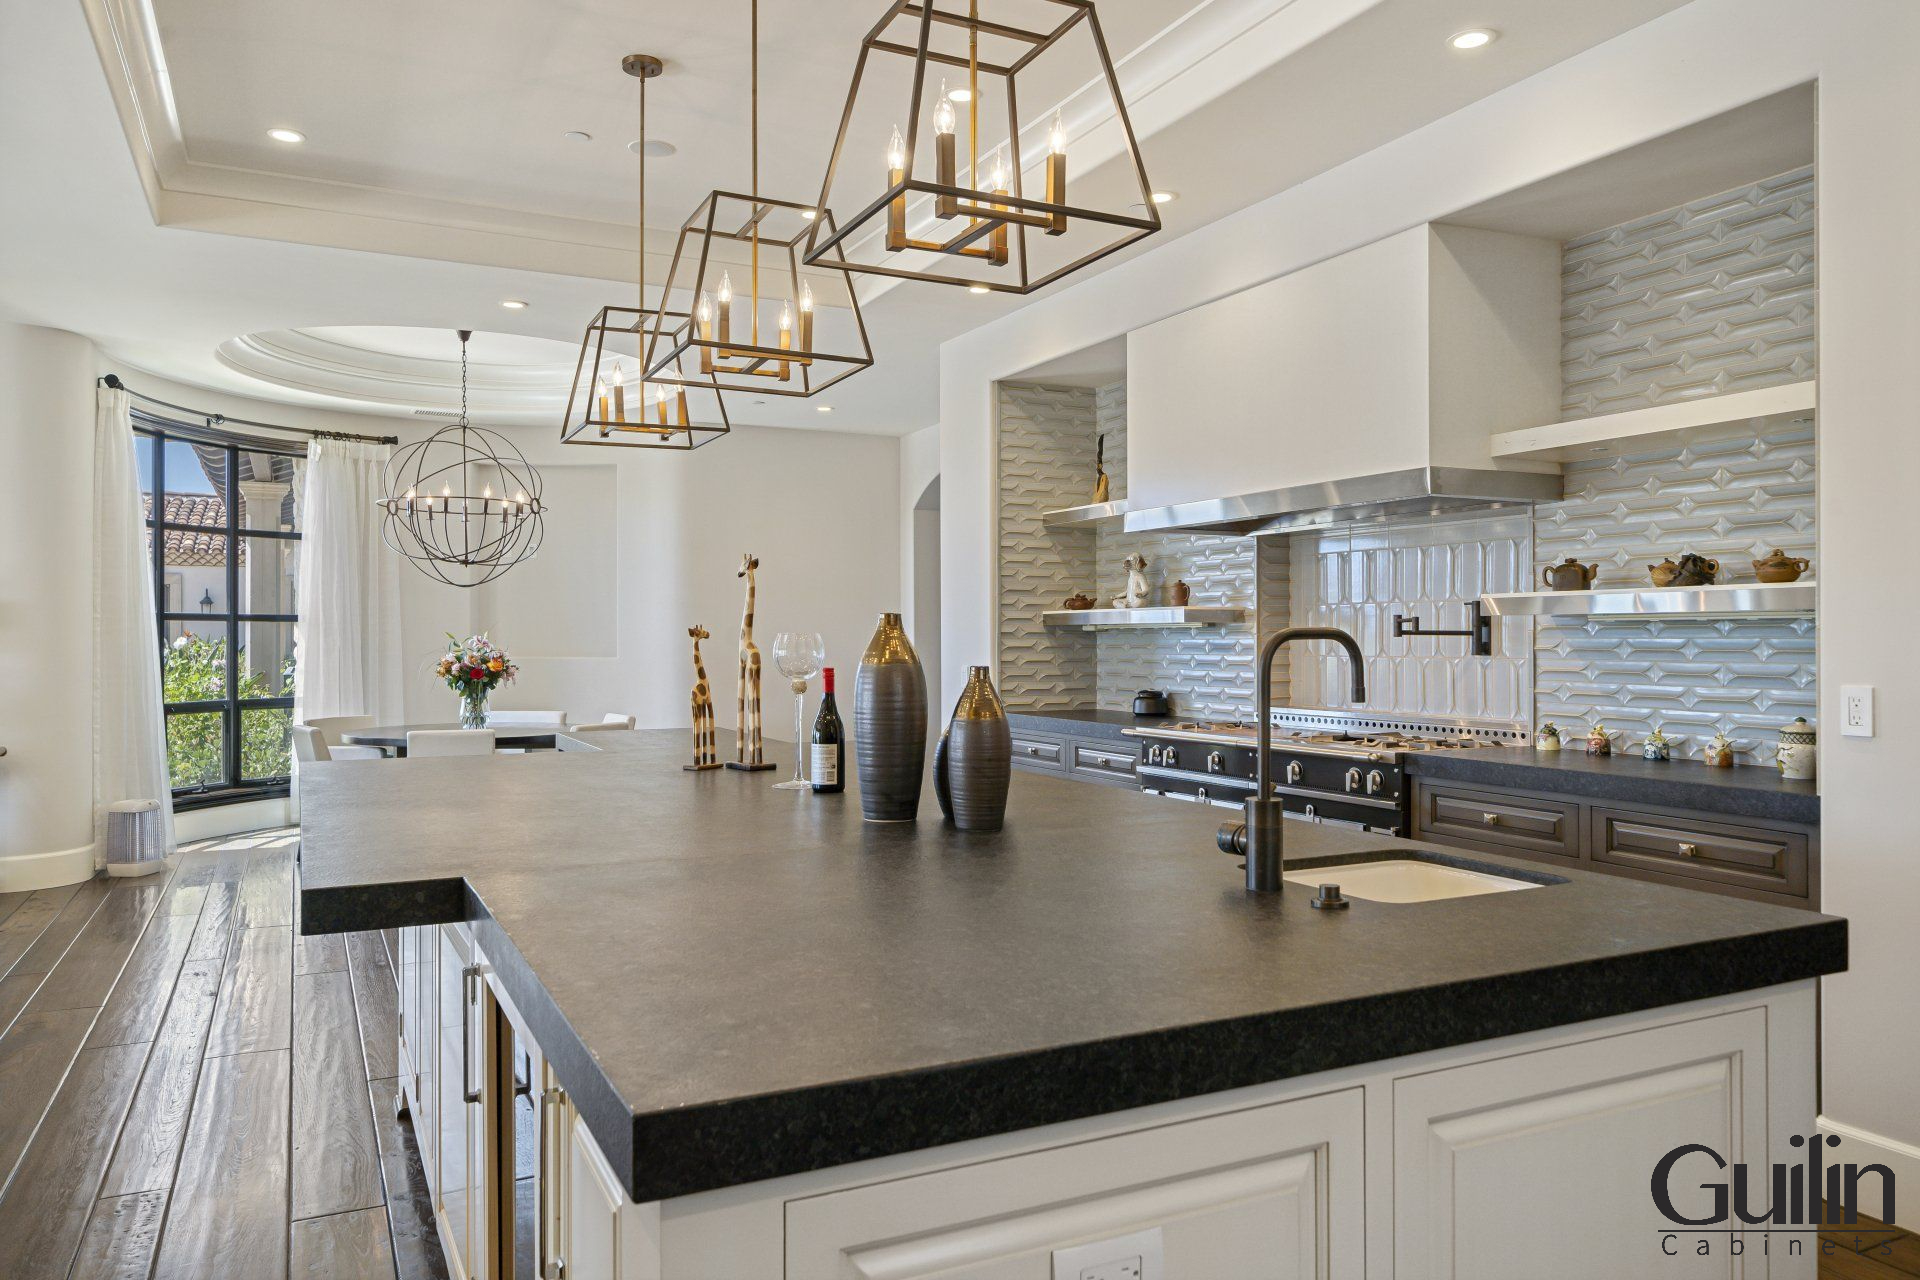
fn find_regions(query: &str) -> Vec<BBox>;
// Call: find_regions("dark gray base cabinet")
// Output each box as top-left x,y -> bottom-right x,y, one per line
1010,728 -> 1140,790
1411,779 -> 1819,909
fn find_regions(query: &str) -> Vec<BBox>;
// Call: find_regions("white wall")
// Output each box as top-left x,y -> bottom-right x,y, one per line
936,0 -> 1916,1216
0,324 -> 99,890
900,423 -> 943,713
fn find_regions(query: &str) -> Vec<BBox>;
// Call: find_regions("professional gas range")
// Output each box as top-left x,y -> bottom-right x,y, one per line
1122,708 -> 1527,834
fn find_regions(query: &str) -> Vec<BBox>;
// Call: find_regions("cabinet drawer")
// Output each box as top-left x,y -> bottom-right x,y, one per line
1070,740 -> 1139,784
1010,734 -> 1066,771
1414,782 -> 1579,862
1590,809 -> 1808,898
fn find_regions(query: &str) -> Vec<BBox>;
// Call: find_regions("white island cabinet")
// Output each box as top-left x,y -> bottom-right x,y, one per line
393,921 -> 1814,1280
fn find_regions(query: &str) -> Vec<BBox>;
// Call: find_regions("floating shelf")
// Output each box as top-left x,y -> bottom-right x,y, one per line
1040,499 -> 1129,530
1042,606 -> 1248,629
1482,582 -> 1816,619
1489,381 -> 1816,463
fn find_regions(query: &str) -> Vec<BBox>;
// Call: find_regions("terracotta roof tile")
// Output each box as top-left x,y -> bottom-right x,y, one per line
145,494 -> 241,567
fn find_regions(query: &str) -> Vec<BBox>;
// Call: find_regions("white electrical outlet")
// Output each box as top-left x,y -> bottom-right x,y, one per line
1052,1227 -> 1164,1280
1842,685 -> 1875,737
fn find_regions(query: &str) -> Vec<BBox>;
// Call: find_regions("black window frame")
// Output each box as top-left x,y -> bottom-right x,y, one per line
137,411 -> 303,810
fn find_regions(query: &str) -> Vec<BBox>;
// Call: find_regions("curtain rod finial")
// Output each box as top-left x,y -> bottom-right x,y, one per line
101,373 -> 124,390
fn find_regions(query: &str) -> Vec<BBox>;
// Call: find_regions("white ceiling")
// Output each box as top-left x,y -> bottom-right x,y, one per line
2,0 -> 1699,433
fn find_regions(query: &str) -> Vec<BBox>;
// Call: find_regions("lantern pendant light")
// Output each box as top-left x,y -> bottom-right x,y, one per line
802,0 -> 1159,295
641,0 -> 875,399
382,331 -> 547,587
562,55 -> 731,450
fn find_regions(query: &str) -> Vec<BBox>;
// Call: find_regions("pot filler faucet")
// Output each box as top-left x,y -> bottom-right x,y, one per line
1217,627 -> 1368,892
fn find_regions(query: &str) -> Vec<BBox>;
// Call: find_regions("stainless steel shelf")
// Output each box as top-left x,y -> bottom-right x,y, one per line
1482,582 -> 1816,619
1041,606 -> 1248,628
1040,500 -> 1129,530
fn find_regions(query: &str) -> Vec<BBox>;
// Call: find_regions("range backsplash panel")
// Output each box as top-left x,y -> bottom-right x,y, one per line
1562,165 -> 1815,419
998,381 -> 1099,710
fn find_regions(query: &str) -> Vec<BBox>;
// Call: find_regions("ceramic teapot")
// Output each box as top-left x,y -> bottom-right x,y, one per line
1535,722 -> 1562,752
1671,553 -> 1720,586
1703,732 -> 1736,768
1648,557 -> 1681,587
1542,558 -> 1600,592
1585,723 -> 1613,757
1752,549 -> 1811,583
1642,726 -> 1672,762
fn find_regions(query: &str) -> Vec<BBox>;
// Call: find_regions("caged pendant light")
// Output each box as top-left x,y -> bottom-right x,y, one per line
563,54 -> 732,450
381,331 -> 546,587
802,0 -> 1159,295
641,0 -> 875,399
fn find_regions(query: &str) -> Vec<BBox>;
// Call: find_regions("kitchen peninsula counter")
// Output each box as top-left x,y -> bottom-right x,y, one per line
297,728 -> 1842,1209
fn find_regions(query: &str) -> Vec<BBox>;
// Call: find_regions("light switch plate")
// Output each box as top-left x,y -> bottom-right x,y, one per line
1052,1227 -> 1163,1280
1842,685 -> 1875,737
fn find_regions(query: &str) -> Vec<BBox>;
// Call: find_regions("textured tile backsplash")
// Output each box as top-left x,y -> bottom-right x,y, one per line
998,381 -> 1098,710
1562,166 -> 1815,419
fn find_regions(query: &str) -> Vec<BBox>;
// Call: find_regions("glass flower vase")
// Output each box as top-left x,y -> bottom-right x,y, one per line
460,687 -> 490,729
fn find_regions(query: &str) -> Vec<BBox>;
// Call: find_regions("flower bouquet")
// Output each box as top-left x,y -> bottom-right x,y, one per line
438,633 -> 517,728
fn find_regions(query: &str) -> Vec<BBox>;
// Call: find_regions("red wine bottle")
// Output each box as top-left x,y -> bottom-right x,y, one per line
811,667 -> 845,793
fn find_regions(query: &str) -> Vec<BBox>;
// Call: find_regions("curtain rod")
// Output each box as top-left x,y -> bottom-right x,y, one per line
98,374 -> 400,445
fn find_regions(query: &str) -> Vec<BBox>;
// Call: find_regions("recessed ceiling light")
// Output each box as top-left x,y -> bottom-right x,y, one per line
1449,28 -> 1497,50
628,139 -> 678,157
267,128 -> 305,144
565,130 -> 593,142
816,405 -> 833,413
500,299 -> 529,310
800,208 -> 817,221
1150,190 -> 1178,204
968,284 -> 991,294
947,86 -> 972,103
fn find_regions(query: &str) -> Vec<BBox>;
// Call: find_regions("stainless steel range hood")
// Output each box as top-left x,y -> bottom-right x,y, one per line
1121,466 -> 1563,537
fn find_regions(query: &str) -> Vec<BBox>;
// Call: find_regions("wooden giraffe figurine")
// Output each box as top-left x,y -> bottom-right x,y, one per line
684,625 -> 720,771
727,553 -> 774,770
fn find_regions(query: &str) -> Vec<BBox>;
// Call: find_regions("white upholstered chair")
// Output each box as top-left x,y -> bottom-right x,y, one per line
302,714 -> 391,757
484,710 -> 566,728
293,724 -> 386,763
408,729 -> 497,757
566,714 -> 636,733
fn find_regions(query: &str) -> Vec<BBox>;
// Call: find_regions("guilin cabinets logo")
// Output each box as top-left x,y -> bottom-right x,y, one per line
1651,1134 -> 1898,1261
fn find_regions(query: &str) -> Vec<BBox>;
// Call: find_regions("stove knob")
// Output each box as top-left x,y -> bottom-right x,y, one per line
1207,751 -> 1225,774
1163,746 -> 1179,769
1344,767 -> 1362,793
1366,769 -> 1386,795
1145,744 -> 1160,765
1285,760 -> 1303,785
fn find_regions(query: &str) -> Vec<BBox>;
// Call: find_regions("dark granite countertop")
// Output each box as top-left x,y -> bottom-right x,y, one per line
1007,706 -> 1172,740
297,728 -> 1843,1204
1405,746 -> 1820,825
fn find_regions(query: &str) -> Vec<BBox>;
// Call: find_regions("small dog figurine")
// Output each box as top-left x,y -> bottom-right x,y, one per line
1114,554 -> 1150,609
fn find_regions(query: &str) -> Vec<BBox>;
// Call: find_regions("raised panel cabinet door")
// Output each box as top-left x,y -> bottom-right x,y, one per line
1412,782 -> 1581,863
1391,1006 -> 1770,1280
566,1112 -> 624,1280
785,1086 -> 1364,1280
414,927 -> 438,1188
438,925 -> 481,1278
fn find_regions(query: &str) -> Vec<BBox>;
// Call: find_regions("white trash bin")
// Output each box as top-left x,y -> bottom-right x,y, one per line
104,799 -> 171,877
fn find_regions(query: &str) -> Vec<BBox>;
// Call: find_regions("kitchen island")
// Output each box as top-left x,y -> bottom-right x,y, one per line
298,728 -> 1844,1279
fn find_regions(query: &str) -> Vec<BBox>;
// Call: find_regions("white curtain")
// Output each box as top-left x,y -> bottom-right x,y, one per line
295,439 -> 403,725
93,385 -> 175,862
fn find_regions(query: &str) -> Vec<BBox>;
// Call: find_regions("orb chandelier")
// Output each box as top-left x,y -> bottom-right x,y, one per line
380,330 -> 546,587
563,54 -> 732,450
802,0 -> 1159,295
642,0 -> 875,399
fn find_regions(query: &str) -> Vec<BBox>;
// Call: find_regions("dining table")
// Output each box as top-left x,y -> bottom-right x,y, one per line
340,723 -> 564,757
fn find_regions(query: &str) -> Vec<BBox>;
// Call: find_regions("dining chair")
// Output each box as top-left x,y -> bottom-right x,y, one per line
485,710 -> 567,728
293,724 -> 387,762
566,714 -> 636,733
303,714 -> 391,756
408,729 -> 498,757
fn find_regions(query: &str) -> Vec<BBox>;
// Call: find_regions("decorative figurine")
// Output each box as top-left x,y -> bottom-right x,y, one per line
1542,558 -> 1600,591
1535,722 -> 1562,752
1169,578 -> 1191,606
728,554 -> 775,771
1648,557 -> 1681,587
1776,717 -> 1817,781
1752,549 -> 1811,583
1672,553 -> 1720,586
1585,723 -> 1613,756
1092,433 -> 1110,504
1704,731 -> 1736,767
684,625 -> 721,771
1062,592 -> 1097,611
1642,726 -> 1672,762
1114,553 -> 1150,609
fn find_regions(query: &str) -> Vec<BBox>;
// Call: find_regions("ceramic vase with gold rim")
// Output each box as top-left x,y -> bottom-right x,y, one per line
854,613 -> 927,822
943,666 -> 1011,833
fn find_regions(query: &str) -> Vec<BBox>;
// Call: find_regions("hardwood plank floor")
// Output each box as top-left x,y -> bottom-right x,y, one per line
346,930 -> 400,1080
1822,1203 -> 1920,1279
0,828 -> 446,1279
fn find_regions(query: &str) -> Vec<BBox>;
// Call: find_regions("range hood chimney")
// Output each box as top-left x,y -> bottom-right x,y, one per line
1121,466 -> 1562,537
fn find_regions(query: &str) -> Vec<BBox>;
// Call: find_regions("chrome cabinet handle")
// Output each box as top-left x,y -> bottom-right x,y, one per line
1677,841 -> 1699,858
1482,812 -> 1501,826
461,963 -> 483,1105
540,1084 -> 567,1279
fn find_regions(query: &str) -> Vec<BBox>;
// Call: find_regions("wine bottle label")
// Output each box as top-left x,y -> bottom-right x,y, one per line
811,743 -> 839,786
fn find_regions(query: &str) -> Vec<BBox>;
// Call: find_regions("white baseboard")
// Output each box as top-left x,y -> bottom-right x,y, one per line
175,797 -> 293,844
1819,1114 -> 1920,1226
0,842 -> 96,892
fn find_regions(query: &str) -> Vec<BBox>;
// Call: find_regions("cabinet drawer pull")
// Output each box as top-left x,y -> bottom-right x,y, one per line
461,963 -> 483,1105
1482,812 -> 1501,826
540,1084 -> 567,1278
1677,841 -> 1700,858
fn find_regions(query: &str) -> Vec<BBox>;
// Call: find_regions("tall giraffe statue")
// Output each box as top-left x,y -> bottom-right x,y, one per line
727,553 -> 774,770
684,625 -> 720,771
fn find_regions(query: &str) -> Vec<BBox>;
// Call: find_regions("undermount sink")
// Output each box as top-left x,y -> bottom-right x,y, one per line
1283,858 -> 1540,904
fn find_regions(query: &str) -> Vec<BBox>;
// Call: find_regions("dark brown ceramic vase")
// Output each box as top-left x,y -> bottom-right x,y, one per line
854,613 -> 927,822
944,666 -> 1012,832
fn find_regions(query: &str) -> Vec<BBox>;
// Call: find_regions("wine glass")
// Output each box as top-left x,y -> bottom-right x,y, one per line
770,632 -> 826,790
